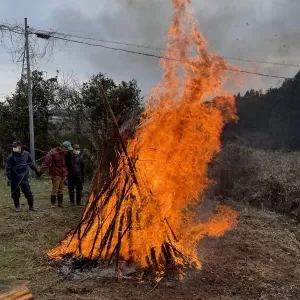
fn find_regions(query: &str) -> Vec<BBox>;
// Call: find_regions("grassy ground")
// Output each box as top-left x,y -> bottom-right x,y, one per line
0,177 -> 86,294
0,178 -> 300,299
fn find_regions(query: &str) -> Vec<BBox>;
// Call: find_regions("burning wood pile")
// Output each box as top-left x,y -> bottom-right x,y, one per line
48,0 -> 239,278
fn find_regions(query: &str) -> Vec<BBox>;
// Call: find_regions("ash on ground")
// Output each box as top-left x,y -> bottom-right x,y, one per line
48,256 -> 199,287
49,256 -> 140,280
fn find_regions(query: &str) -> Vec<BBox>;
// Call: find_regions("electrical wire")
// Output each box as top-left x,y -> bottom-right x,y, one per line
1,22 -> 300,82
46,34 -> 300,82
2,21 -> 300,68
32,28 -> 300,68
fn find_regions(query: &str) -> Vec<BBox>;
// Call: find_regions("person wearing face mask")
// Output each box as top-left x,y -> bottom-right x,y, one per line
65,144 -> 85,206
39,141 -> 73,207
6,141 -> 40,212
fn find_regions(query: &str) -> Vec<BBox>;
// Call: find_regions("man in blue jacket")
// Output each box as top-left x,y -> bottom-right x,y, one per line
6,141 -> 40,212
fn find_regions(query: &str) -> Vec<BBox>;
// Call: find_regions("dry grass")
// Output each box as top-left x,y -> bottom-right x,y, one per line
0,178 -> 87,294
195,200 -> 300,299
1,174 -> 300,299
212,143 -> 300,220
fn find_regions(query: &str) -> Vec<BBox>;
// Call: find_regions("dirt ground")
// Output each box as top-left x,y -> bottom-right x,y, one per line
0,179 -> 300,300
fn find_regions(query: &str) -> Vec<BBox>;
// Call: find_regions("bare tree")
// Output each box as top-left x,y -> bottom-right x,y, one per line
0,21 -> 61,68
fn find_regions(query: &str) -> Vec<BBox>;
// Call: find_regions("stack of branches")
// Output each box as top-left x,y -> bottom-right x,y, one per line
64,148 -> 193,275
50,84 -> 195,277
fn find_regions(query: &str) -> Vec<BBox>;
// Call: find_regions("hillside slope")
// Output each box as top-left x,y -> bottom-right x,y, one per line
223,71 -> 300,149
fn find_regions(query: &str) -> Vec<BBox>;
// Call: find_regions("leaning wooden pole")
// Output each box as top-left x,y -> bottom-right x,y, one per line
0,285 -> 33,300
96,81 -> 144,269
97,82 -> 139,185
97,82 -> 180,267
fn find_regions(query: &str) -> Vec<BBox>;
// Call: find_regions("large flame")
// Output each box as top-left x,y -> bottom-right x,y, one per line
49,0 -> 238,271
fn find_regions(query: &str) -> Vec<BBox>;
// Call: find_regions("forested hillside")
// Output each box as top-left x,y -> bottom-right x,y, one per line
224,71 -> 300,149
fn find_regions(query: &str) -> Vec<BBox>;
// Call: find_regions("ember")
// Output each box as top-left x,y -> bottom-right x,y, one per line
48,0 -> 238,276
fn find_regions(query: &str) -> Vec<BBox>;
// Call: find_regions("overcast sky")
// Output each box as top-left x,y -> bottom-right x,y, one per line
0,0 -> 299,101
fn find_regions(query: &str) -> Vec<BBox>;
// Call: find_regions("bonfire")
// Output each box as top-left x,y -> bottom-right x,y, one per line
48,0 -> 239,278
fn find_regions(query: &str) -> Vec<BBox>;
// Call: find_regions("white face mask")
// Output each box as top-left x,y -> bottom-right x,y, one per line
74,150 -> 80,155
13,147 -> 20,153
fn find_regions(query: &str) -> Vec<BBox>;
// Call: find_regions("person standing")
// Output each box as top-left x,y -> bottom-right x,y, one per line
6,141 -> 39,212
66,144 -> 85,206
40,141 -> 73,207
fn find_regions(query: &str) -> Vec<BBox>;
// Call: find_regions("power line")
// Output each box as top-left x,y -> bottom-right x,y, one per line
50,34 -> 181,61
222,56 -> 300,68
43,34 -> 300,82
31,28 -> 300,68
1,22 -> 300,81
2,22 -> 300,68
2,21 -> 300,68
226,67 -> 296,81
0,23 -> 24,35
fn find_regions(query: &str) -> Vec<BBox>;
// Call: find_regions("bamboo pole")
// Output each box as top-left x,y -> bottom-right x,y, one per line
0,285 -> 33,300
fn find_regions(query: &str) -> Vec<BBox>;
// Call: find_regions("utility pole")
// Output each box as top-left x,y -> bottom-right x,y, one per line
24,18 -> 36,176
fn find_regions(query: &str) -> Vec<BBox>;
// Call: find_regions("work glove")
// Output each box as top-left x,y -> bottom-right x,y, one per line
7,180 -> 11,187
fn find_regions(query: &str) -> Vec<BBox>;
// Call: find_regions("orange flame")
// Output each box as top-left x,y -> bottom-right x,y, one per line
49,0 -> 238,271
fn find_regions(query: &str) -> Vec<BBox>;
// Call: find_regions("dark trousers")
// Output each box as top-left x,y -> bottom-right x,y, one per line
11,179 -> 33,208
68,177 -> 83,204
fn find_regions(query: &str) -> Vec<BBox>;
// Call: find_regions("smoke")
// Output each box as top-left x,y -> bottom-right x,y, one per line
52,0 -> 300,95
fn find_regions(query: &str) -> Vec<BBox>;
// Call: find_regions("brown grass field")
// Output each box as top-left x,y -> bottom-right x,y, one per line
0,177 -> 300,300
